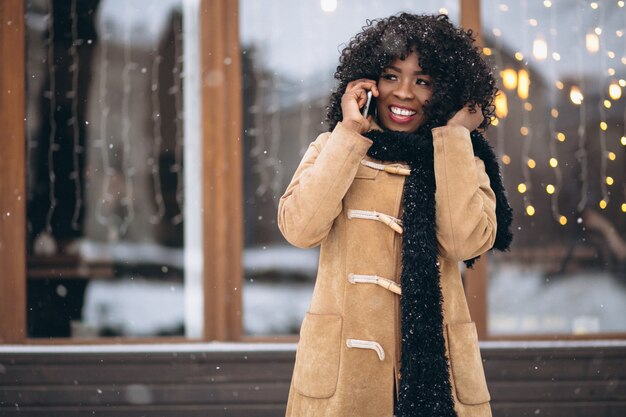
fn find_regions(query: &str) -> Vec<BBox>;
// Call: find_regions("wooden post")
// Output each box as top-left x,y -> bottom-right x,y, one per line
0,0 -> 26,343
461,0 -> 489,340
200,0 -> 243,341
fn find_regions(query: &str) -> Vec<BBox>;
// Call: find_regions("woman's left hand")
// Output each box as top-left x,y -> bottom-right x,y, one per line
446,104 -> 483,131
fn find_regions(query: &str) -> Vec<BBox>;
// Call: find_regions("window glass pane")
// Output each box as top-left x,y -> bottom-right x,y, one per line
482,0 -> 626,336
24,0 -> 201,339
240,0 -> 459,336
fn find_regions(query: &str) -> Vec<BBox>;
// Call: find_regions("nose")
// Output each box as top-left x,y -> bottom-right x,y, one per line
393,81 -> 415,100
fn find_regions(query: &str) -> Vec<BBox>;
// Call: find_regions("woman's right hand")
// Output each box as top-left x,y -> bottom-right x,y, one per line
341,79 -> 378,134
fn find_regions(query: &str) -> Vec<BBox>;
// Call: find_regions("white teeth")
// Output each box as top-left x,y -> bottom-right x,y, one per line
390,106 -> 416,116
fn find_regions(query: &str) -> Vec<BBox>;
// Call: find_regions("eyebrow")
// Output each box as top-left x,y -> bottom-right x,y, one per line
385,65 -> 429,76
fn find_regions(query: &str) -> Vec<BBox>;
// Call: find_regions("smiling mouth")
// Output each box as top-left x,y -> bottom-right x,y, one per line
388,106 -> 417,123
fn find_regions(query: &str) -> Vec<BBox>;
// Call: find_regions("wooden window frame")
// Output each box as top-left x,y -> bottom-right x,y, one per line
2,0 -> 623,344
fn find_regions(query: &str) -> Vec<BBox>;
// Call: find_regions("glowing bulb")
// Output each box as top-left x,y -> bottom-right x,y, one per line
551,108 -> 559,118
609,82 -> 622,100
606,176 -> 614,185
595,27 -> 602,35
518,183 -> 527,193
544,0 -> 552,6
622,203 -> 626,212
559,216 -> 567,225
483,47 -> 492,56
527,159 -> 536,169
520,126 -> 529,136
608,152 -> 616,160
557,132 -> 566,142
518,69 -> 530,99
608,68 -> 616,76
622,136 -> 626,146
515,52 -> 524,61
600,122 -> 608,131
320,0 -> 337,13
529,19 -> 538,27
495,92 -> 508,118
526,205 -> 536,216
546,184 -> 555,194
524,102 -> 533,111
502,154 -> 511,165
599,199 -> 608,209
549,158 -> 558,167
608,51 -> 616,59
492,118 -> 500,126
619,1 -> 625,7
493,28 -> 502,37
555,81 -> 564,90
570,86 -> 584,105
552,52 -> 561,61
619,79 -> 626,87
590,2 -> 598,9
499,4 -> 509,12
501,68 -> 518,90
439,8 -> 449,15
533,36 -> 548,60
618,30 -> 624,37
604,100 -> 612,108
586,32 -> 599,53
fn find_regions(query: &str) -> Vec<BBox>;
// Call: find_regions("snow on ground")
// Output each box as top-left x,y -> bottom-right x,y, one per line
489,263 -> 626,335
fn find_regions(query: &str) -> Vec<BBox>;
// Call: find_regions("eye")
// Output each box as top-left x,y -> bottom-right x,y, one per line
416,78 -> 431,86
381,73 -> 397,81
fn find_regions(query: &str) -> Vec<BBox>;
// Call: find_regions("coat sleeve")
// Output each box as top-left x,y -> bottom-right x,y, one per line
433,125 -> 497,261
278,122 -> 373,248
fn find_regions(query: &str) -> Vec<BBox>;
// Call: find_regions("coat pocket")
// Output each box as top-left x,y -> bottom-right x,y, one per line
293,313 -> 343,398
446,322 -> 491,405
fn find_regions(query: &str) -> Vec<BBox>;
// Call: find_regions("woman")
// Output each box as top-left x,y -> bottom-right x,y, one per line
278,13 -> 513,417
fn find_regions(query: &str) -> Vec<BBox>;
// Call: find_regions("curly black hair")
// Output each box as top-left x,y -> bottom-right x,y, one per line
326,13 -> 497,132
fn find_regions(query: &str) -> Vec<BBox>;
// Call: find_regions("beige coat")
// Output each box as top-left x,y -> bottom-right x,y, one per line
278,121 -> 496,417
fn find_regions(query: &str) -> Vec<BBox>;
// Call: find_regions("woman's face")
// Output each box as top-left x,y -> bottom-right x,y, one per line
376,51 -> 433,132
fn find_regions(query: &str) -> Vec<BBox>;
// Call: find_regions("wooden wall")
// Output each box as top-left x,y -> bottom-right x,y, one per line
1,342 -> 625,416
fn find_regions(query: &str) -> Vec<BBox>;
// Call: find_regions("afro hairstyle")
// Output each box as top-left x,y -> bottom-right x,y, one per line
326,13 -> 497,132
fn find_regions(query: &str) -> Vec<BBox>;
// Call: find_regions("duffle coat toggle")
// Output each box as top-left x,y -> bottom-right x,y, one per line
360,159 -> 411,176
346,338 -> 385,361
348,273 -> 402,295
347,209 -> 403,234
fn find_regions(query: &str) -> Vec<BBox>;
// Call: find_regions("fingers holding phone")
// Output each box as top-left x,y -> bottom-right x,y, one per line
341,79 -> 378,133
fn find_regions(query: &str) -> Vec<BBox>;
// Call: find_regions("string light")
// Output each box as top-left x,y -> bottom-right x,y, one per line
599,199 -> 608,209
518,183 -> 527,193
570,86 -> 584,104
549,158 -> 558,167
575,0 -> 589,213
608,152 -> 616,160
609,81 -> 622,99
44,0 -> 57,234
533,35 -> 548,60
501,68 -> 518,90
586,32 -> 599,53
320,0 -> 337,13
526,205 -> 536,216
518,69 -> 530,99
95,22 -> 114,237
171,17 -> 184,225
69,0 -> 82,231
547,2 -> 565,225
495,92 -> 508,118
149,50 -> 165,224
527,158 -> 536,168
120,2 -> 136,236
598,3 -> 610,207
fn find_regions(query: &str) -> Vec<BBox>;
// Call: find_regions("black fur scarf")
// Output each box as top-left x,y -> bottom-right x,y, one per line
362,125 -> 513,417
